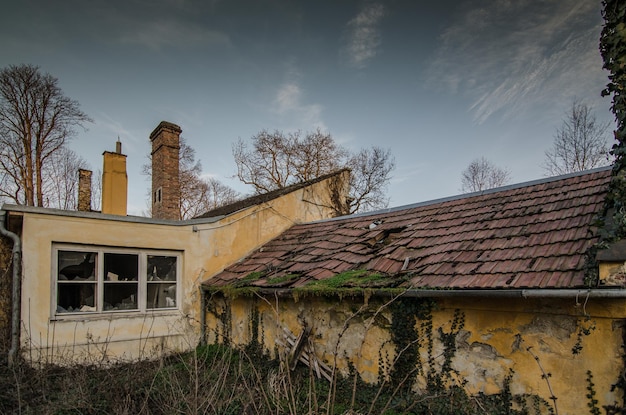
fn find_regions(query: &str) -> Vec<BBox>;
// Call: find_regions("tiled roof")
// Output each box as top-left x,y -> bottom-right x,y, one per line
205,167 -> 612,290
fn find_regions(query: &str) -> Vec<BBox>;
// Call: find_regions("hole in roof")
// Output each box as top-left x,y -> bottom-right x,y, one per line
366,227 -> 407,248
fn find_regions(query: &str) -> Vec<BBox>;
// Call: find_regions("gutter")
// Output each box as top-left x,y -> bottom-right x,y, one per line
201,286 -> 626,299
399,288 -> 626,299
0,210 -> 21,367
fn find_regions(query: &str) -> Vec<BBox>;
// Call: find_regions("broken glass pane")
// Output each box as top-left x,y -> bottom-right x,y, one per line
103,253 -> 138,311
147,255 -> 177,308
104,253 -> 138,281
58,250 -> 96,281
57,250 -> 97,313
103,283 -> 138,311
57,283 -> 96,313
147,255 -> 177,281
147,283 -> 176,308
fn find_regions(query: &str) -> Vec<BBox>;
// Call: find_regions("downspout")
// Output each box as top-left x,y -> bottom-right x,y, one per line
0,210 -> 21,367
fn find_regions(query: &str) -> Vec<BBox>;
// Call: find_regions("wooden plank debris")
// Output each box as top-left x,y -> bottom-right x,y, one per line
278,325 -> 332,382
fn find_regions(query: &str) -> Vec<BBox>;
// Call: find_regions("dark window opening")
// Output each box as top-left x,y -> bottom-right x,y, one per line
57,251 -> 97,313
147,255 -> 177,308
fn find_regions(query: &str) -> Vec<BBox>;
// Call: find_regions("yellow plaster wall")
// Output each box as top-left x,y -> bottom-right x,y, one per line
206,295 -> 626,415
16,172 -> 346,363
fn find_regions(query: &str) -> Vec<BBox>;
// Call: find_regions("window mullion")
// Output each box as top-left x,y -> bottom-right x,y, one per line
139,252 -> 146,312
97,250 -> 104,312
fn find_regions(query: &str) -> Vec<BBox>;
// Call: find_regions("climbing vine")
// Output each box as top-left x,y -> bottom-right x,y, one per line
585,0 -> 626,287
387,298 -> 433,390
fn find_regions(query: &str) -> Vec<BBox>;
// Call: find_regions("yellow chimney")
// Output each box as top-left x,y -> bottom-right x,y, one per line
101,140 -> 128,215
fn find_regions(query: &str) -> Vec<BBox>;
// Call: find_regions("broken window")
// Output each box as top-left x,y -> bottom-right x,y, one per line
103,253 -> 139,311
54,246 -> 180,315
147,255 -> 177,309
57,250 -> 97,313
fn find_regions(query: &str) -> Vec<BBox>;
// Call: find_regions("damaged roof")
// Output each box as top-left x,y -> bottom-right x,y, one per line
205,167 -> 612,292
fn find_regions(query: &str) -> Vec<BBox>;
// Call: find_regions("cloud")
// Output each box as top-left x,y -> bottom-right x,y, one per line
95,112 -> 139,144
429,0 -> 606,124
119,19 -> 230,50
343,3 -> 385,68
271,81 -> 325,130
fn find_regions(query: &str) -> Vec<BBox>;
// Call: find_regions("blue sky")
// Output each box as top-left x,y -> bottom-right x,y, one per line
0,0 -> 612,215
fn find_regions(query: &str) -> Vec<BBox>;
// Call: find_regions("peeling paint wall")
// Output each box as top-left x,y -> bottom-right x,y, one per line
205,294 -> 625,414
12,173 -> 345,363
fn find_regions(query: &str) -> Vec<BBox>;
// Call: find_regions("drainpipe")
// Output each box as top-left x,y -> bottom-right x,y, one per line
0,210 -> 21,367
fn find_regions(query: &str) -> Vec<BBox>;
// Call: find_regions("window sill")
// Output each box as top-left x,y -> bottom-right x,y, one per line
50,308 -> 180,322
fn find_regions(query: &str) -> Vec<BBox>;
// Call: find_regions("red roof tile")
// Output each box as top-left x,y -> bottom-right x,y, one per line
204,168 -> 612,291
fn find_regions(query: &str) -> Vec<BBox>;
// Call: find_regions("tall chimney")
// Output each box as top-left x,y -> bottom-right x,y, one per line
101,140 -> 128,216
77,169 -> 92,212
150,121 -> 181,220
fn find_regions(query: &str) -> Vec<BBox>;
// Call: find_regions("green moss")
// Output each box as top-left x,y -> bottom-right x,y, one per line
265,274 -> 299,286
303,270 -> 385,289
240,271 -> 265,283
205,269 -> 410,300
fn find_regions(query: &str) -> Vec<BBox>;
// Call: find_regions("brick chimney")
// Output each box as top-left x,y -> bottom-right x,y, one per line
101,140 -> 128,216
77,169 -> 92,212
150,121 -> 181,220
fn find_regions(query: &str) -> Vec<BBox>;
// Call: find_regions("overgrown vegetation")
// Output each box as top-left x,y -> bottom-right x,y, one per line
0,337 -> 546,414
0,292 -> 564,414
0,341 -> 539,415
206,269 -> 409,300
200,295 -> 558,415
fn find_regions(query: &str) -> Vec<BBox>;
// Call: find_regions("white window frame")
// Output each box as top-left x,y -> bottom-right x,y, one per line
52,244 -> 182,317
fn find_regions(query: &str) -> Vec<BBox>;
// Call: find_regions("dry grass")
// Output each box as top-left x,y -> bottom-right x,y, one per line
0,342 -> 537,415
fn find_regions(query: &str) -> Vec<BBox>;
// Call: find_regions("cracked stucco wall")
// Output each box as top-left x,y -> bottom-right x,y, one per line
207,295 -> 625,415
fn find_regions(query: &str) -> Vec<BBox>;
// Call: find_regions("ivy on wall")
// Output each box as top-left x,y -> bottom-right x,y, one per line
585,0 -> 626,286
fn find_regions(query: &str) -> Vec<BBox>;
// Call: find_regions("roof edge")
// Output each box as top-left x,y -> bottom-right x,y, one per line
202,285 -> 626,299
1,204 -> 224,226
194,168 -> 350,219
313,165 -> 613,223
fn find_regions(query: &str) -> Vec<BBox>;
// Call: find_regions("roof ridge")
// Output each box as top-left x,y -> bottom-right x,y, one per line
312,165 -> 613,224
194,168 -> 350,219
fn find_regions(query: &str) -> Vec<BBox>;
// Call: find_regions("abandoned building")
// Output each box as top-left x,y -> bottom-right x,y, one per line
1,120 -> 626,413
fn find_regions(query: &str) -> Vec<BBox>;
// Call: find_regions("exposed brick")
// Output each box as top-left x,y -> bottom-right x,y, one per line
150,121 -> 181,220
77,169 -> 92,212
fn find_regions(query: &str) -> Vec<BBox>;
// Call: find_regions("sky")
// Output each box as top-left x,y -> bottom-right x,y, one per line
0,0 -> 613,215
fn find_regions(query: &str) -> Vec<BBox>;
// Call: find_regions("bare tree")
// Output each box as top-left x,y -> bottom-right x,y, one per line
233,129 -> 395,214
181,177 -> 240,219
348,147 -> 394,212
461,157 -> 511,193
232,130 -> 298,193
293,130 -> 347,182
542,101 -> 611,176
0,64 -> 91,206
144,136 -> 240,219
42,146 -> 89,210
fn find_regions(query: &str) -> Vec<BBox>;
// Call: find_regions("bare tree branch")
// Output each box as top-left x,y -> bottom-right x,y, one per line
232,129 -> 395,214
42,146 -> 88,209
461,157 -> 511,193
0,64 -> 91,206
542,101 -> 611,176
